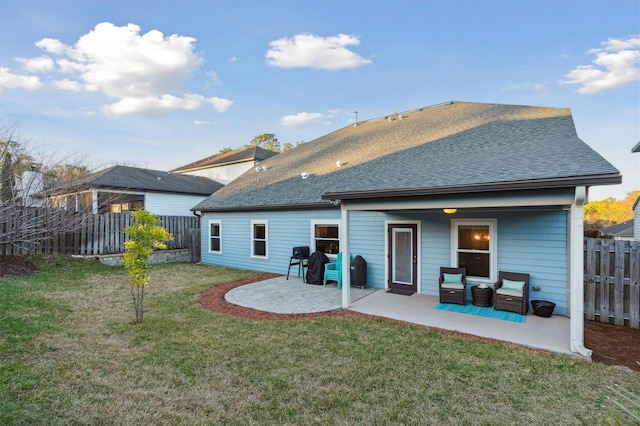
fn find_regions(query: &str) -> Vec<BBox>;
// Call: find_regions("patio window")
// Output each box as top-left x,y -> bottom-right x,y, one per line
311,220 -> 340,255
251,220 -> 267,258
451,219 -> 497,282
209,220 -> 221,253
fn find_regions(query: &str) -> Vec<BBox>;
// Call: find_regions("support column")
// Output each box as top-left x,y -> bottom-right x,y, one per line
341,205 -> 351,308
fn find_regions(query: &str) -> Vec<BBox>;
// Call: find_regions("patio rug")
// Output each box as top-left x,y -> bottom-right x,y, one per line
433,303 -> 526,323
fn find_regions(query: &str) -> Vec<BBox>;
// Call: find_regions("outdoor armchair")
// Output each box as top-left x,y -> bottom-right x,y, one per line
439,267 -> 467,305
494,271 -> 530,315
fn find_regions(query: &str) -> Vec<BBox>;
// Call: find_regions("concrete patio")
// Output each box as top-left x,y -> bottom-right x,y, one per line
225,275 -> 573,355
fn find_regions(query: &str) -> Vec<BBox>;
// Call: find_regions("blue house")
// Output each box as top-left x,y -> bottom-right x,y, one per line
192,101 -> 621,356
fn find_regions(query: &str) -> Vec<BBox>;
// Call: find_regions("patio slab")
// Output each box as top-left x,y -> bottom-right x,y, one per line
348,289 -> 573,355
225,276 -> 573,355
225,276 -> 377,314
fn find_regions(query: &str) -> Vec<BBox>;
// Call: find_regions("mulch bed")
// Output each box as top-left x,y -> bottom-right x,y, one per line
0,255 -> 37,277
2,256 -> 638,371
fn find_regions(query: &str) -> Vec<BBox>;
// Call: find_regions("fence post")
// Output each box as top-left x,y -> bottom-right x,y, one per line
630,241 -> 640,329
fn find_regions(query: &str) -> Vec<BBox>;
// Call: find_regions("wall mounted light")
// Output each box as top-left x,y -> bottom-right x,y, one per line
443,208 -> 457,214
301,172 -> 309,179
336,160 -> 343,167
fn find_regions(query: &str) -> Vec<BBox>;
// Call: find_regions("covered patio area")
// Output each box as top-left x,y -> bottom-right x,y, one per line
225,276 -> 573,355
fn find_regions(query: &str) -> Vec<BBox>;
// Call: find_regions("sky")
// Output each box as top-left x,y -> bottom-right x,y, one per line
0,0 -> 638,201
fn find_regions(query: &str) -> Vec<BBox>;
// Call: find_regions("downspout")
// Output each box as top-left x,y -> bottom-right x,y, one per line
341,203 -> 351,308
569,186 -> 592,358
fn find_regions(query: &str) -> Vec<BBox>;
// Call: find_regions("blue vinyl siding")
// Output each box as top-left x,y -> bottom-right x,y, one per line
201,209 -> 339,275
346,211 -> 387,288
496,209 -> 568,314
201,206 -> 569,314
347,208 -> 569,314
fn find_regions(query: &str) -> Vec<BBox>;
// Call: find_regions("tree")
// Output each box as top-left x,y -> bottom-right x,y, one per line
1,151 -> 14,202
247,133 -> 280,152
281,140 -> 306,152
584,191 -> 639,224
43,164 -> 90,189
123,209 -> 173,323
0,119 -> 93,254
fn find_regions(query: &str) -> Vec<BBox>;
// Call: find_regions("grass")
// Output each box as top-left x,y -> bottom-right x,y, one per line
1,259 -> 638,425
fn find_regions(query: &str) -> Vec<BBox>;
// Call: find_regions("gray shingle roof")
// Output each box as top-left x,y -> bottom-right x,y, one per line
52,165 -> 223,196
171,146 -> 278,173
193,101 -> 621,212
602,219 -> 634,238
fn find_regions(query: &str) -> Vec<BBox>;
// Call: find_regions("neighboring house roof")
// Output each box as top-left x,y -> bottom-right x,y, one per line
602,219 -> 634,238
171,146 -> 278,173
632,141 -> 640,153
50,165 -> 223,196
193,101 -> 621,212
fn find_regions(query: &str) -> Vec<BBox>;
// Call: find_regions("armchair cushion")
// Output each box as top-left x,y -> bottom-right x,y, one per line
442,273 -> 463,284
501,279 -> 525,291
496,288 -> 523,297
441,282 -> 464,290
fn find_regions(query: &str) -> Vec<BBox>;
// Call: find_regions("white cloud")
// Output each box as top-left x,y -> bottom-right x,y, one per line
35,37 -> 67,55
280,112 -> 324,126
54,79 -> 83,91
206,97 -> 233,112
104,94 -> 207,115
562,35 -> 640,93
6,22 -> 232,115
15,55 -> 55,73
266,33 -> 372,70
0,67 -> 42,91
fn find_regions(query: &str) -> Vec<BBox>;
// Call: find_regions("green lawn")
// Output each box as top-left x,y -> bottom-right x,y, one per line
1,259 -> 638,425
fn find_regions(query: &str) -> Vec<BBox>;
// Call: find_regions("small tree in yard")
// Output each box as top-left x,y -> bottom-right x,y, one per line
123,209 -> 173,323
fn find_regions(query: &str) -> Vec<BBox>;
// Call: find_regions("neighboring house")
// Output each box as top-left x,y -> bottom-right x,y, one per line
192,101 -> 621,356
171,146 -> 278,184
601,219 -> 634,240
48,165 -> 222,216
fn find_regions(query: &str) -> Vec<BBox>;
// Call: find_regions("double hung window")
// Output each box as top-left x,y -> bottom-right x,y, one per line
311,220 -> 340,255
209,220 -> 221,253
452,219 -> 497,281
251,220 -> 267,258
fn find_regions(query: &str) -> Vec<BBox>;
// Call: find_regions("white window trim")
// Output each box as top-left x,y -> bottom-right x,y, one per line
310,219 -> 341,259
251,220 -> 268,259
451,218 -> 497,283
208,219 -> 222,254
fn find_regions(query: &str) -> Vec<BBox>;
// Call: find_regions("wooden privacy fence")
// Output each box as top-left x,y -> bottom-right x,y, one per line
584,238 -> 640,329
0,209 -> 200,258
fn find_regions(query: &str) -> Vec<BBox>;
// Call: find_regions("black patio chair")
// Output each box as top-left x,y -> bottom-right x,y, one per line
286,246 -> 310,282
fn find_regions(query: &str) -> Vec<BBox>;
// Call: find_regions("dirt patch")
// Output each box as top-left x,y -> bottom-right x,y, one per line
0,255 -> 36,278
585,320 -> 640,371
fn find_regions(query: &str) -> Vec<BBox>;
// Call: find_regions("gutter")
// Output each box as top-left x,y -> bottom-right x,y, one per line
195,202 -> 338,213
321,174 -> 622,201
